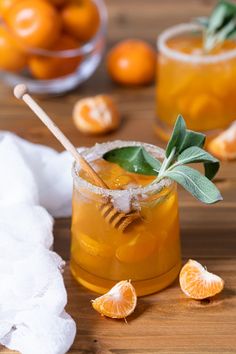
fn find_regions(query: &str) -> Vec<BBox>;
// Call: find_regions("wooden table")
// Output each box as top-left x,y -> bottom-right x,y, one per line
1,0 -> 236,353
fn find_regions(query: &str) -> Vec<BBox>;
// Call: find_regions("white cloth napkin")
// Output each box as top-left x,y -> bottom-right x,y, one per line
0,132 -> 76,354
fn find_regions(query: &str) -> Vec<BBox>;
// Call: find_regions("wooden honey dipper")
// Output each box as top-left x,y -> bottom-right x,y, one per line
13,84 -> 140,232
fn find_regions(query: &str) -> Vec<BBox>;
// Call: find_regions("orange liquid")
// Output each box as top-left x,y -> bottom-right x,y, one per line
157,36 -> 236,136
70,159 -> 181,296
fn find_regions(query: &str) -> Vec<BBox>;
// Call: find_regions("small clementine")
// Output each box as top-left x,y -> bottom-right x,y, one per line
107,39 -> 156,86
61,0 -> 100,42
0,26 -> 27,72
6,0 -> 61,49
28,34 -> 81,79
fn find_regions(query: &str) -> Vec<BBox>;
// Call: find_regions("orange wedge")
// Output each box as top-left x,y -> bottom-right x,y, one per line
208,121 -> 236,160
92,280 -> 137,319
179,259 -> 224,300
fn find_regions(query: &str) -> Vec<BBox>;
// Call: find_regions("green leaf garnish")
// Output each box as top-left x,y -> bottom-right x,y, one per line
175,146 -> 220,180
103,146 -> 161,176
196,0 -> 236,52
166,114 -> 186,157
179,129 -> 205,153
163,166 -> 222,204
103,115 -> 222,204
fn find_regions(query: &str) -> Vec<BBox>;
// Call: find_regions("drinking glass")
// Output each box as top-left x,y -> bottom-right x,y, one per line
156,23 -> 236,140
70,141 -> 181,296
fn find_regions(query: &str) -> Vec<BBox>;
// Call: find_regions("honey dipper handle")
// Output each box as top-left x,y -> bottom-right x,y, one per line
13,84 -> 108,189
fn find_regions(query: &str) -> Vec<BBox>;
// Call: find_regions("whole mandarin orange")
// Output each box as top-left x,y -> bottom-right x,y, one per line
0,26 -> 27,72
107,39 -> 156,86
61,0 -> 100,42
5,0 -> 61,49
73,95 -> 120,135
0,0 -> 19,18
28,34 -> 81,79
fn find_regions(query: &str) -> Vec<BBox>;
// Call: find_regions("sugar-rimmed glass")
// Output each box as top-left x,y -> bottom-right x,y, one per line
0,0 -> 107,95
70,141 -> 181,296
156,23 -> 236,140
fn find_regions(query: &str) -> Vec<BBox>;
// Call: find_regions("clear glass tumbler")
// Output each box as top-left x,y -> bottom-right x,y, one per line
70,141 -> 181,296
156,23 -> 236,140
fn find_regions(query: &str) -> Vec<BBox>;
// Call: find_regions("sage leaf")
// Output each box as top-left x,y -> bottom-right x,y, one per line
166,115 -> 186,157
195,16 -> 209,28
142,148 -> 161,172
176,146 -> 220,179
103,146 -> 160,176
204,162 -> 220,181
179,129 -> 206,153
164,165 -> 222,204
197,0 -> 236,51
207,1 -> 230,33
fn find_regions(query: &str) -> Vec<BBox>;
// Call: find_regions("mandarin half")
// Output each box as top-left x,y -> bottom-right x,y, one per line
92,280 -> 137,319
73,95 -> 120,135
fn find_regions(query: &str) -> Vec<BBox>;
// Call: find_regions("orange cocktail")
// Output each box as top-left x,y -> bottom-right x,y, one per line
156,23 -> 236,140
70,141 -> 181,296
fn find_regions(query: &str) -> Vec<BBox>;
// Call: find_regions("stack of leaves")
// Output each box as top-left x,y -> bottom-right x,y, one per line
196,0 -> 236,52
104,115 -> 222,204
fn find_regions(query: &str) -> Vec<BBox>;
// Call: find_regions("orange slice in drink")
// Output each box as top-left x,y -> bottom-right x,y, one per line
77,232 -> 113,258
179,259 -> 224,300
208,121 -> 236,160
190,94 -> 222,122
116,232 -> 156,263
92,280 -> 137,319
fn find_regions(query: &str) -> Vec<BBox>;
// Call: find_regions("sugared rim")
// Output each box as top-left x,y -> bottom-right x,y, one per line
1,0 -> 107,58
72,140 -> 173,198
157,23 -> 236,64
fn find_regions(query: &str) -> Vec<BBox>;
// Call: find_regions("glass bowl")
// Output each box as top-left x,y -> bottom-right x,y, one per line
0,0 -> 107,95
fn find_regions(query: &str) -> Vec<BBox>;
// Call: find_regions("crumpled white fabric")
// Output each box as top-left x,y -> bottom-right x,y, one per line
0,132 -> 76,354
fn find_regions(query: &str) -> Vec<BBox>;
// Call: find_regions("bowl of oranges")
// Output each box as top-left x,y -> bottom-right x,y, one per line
0,0 -> 107,94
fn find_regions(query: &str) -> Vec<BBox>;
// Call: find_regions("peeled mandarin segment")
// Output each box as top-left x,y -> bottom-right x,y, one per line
6,0 -> 61,49
179,259 -> 224,300
207,122 -> 236,160
0,26 -> 27,72
169,74 -> 194,98
92,280 -> 137,319
28,34 -> 81,80
132,173 -> 155,187
73,95 -> 120,135
110,174 -> 138,189
116,233 -> 156,263
190,94 -> 223,121
61,0 -> 100,42
107,39 -> 156,86
77,232 -> 113,258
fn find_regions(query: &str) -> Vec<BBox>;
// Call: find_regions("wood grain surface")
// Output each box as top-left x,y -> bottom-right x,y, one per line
1,0 -> 236,353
